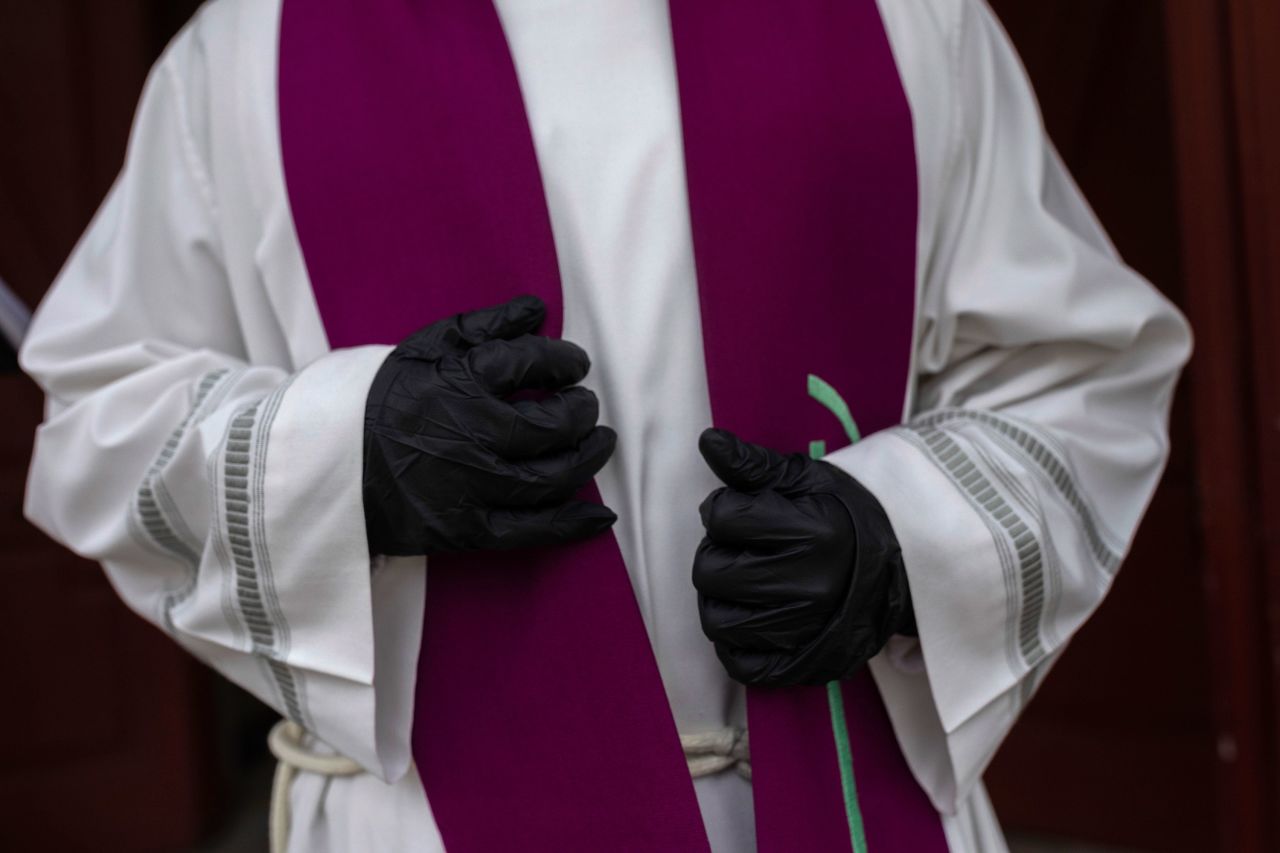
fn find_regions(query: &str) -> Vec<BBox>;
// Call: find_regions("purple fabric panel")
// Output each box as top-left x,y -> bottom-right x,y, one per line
745,686 -> 852,850
843,676 -> 951,850
668,1 -> 948,851
278,0 -> 708,849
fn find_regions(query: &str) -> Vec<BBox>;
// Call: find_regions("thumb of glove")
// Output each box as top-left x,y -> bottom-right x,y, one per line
698,428 -> 789,494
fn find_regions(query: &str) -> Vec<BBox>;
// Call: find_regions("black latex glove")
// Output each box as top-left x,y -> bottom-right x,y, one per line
693,428 -> 914,687
363,295 -> 618,555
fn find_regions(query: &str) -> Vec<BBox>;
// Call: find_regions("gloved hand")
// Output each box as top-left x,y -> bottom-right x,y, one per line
363,295 -> 618,555
693,428 -> 914,687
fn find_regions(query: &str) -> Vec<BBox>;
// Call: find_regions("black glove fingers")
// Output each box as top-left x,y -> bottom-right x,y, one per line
485,425 -> 616,507
495,387 -> 601,459
451,294 -> 547,347
521,423 -> 616,489
698,428 -> 789,493
691,538 -> 747,600
698,595 -> 822,652
699,487 -> 819,548
689,435 -> 914,685
482,501 -> 618,550
693,537 -> 834,606
396,296 -> 546,361
697,487 -> 760,545
467,335 -> 591,397
367,304 -> 621,556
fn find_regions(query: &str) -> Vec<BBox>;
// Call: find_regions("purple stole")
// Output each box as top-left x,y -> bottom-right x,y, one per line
280,1 -> 947,850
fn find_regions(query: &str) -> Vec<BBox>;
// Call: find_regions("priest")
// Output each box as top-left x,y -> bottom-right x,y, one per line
21,0 -> 1190,850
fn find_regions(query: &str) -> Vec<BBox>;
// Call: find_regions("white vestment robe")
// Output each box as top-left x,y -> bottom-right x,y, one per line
20,0 -> 1191,850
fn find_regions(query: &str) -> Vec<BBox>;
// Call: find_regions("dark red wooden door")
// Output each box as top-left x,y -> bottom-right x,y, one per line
986,2 -> 1280,851
0,3 -> 216,850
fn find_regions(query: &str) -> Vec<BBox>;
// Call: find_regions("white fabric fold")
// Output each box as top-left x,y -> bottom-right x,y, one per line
21,16 -> 419,784
824,0 -> 1191,816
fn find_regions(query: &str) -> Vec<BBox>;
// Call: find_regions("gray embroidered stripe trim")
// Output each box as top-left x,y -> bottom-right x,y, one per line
137,487 -> 200,566
253,382 -> 294,656
901,427 -> 1025,673
226,406 -> 268,643
225,381 -> 306,726
136,370 -> 228,557
133,369 -> 232,628
910,425 -> 1048,668
268,659 -> 304,722
969,437 -> 1064,651
914,409 -> 1121,573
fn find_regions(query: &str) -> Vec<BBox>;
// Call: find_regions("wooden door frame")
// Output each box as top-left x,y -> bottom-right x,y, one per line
1164,1 -> 1280,849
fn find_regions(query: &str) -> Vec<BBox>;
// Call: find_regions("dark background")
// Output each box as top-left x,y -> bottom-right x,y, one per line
2,1 -> 1278,850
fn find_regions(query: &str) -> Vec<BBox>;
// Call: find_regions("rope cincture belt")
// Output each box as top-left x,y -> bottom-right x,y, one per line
682,727 -> 751,780
267,721 -> 363,853
266,720 -> 750,852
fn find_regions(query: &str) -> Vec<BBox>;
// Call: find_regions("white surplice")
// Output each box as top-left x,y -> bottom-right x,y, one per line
20,0 -> 1190,850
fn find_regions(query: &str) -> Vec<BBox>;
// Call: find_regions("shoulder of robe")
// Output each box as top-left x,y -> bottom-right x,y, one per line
875,0 -> 965,64
873,0 -> 966,138
141,2 -> 229,185
150,0 -> 282,158
172,0 -> 278,66
140,0 -> 284,223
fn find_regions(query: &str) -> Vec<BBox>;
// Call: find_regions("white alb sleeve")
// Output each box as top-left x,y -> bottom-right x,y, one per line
824,0 -> 1191,811
21,29 -> 419,782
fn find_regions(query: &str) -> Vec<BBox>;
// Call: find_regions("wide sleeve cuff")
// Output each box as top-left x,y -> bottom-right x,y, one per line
824,429 -> 1025,811
179,344 -> 424,781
